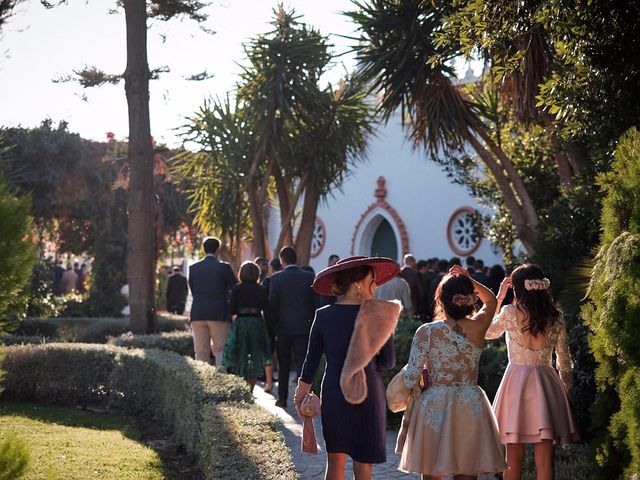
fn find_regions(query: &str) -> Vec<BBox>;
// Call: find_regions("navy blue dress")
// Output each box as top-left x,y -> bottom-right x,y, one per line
300,303 -> 396,464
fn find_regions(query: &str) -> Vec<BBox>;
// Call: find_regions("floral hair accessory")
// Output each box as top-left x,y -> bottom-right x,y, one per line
452,293 -> 477,306
524,278 -> 550,291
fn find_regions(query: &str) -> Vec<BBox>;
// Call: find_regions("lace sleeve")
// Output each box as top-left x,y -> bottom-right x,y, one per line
403,324 -> 429,389
485,305 -> 511,340
555,315 -> 573,393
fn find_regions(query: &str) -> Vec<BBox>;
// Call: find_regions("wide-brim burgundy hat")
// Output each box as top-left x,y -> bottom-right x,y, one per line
312,256 -> 400,295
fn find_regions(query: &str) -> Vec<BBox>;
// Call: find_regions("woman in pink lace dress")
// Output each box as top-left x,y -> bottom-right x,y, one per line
486,264 -> 579,480
399,265 -> 507,479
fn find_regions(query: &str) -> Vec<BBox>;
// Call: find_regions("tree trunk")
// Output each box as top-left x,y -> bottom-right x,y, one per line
246,176 -> 267,258
124,0 -> 156,334
274,171 -> 309,257
551,135 -> 574,187
294,180 -> 319,266
465,133 -> 538,255
475,125 -> 540,233
273,165 -> 294,247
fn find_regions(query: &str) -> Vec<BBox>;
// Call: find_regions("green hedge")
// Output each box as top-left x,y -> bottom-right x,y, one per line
1,344 -> 295,480
16,316 -> 187,344
107,331 -> 193,357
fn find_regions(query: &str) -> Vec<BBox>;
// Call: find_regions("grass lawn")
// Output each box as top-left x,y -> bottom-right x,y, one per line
0,401 -> 174,480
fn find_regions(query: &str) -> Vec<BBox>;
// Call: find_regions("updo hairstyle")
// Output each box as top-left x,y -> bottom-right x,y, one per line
434,273 -> 475,320
511,264 -> 560,336
331,266 -> 374,296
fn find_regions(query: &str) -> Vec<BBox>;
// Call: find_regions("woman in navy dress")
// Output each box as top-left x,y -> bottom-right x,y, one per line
297,256 -> 400,480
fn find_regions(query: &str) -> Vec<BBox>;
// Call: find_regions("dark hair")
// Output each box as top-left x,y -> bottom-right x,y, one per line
465,256 -> 475,267
328,254 -> 339,262
488,264 -> 505,283
203,237 -> 220,254
254,256 -> 268,266
331,266 -> 373,296
437,259 -> 449,273
416,259 -> 428,270
279,246 -> 297,265
301,265 -> 315,274
239,261 -> 260,283
511,264 -> 560,336
449,256 -> 461,266
434,273 -> 475,320
269,258 -> 282,271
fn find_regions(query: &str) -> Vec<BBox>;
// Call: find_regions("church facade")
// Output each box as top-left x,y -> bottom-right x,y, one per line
266,115 -> 504,272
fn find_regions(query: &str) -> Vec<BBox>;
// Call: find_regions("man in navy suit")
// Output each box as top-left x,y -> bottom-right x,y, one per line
268,246 -> 318,407
188,237 -> 238,366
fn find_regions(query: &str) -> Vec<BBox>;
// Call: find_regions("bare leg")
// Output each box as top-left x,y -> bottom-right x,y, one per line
326,453 -> 346,480
247,378 -> 257,390
353,460 -> 372,480
505,443 -> 525,480
264,364 -> 273,392
533,440 -> 555,480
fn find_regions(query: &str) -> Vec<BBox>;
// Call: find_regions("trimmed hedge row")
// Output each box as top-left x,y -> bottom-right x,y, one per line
1,343 -> 295,480
16,316 -> 187,344
107,331 -> 194,357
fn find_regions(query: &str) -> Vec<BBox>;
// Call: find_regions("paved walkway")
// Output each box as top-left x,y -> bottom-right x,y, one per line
253,374 -> 498,479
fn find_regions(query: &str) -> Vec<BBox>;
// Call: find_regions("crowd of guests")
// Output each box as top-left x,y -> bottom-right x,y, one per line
182,237 -> 578,480
50,259 -> 89,296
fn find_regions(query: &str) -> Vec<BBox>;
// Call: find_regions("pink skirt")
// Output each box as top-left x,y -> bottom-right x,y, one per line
493,364 -> 580,444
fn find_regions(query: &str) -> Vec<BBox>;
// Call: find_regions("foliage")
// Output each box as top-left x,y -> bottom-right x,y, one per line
582,128 -> 640,478
25,260 -> 64,318
0,432 -> 29,480
0,402 -> 166,480
107,331 -> 193,357
176,6 -> 373,261
1,343 -> 295,480
0,174 -> 36,330
16,315 -> 186,344
174,96 -> 252,258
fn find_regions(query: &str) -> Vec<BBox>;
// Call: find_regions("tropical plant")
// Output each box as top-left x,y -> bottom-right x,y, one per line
236,6 -> 332,258
174,96 -> 252,262
582,127 -> 640,478
346,0 -> 540,254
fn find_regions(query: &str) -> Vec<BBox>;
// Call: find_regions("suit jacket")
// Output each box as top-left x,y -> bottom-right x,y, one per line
268,265 -> 318,336
166,273 -> 188,308
399,266 -> 423,316
188,255 -> 238,321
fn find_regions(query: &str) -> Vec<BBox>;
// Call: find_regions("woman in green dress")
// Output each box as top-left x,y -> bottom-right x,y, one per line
222,261 -> 273,391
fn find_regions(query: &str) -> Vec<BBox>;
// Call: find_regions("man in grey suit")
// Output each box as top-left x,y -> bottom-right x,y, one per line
269,246 -> 318,407
188,237 -> 238,366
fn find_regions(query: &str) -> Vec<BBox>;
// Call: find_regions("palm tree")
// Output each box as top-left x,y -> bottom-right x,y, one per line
174,96 -> 253,263
237,6 -> 331,258
291,77 -> 374,265
346,0 -> 540,254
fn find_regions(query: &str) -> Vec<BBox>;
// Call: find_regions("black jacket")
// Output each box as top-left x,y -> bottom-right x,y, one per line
188,255 -> 238,321
268,265 -> 318,336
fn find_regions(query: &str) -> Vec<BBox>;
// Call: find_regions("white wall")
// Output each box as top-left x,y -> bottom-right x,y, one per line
267,114 -> 503,272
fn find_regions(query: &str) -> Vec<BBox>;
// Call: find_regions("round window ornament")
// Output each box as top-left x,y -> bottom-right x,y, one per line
447,207 -> 482,256
310,217 -> 326,259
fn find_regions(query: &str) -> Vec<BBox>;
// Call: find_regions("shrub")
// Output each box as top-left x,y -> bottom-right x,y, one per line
0,432 -> 30,480
0,174 -> 36,331
582,127 -> 640,478
1,343 -> 294,479
108,331 -> 193,356
17,315 -> 187,344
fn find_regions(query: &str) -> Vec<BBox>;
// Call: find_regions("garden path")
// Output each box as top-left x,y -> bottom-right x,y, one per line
253,373 -> 499,480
